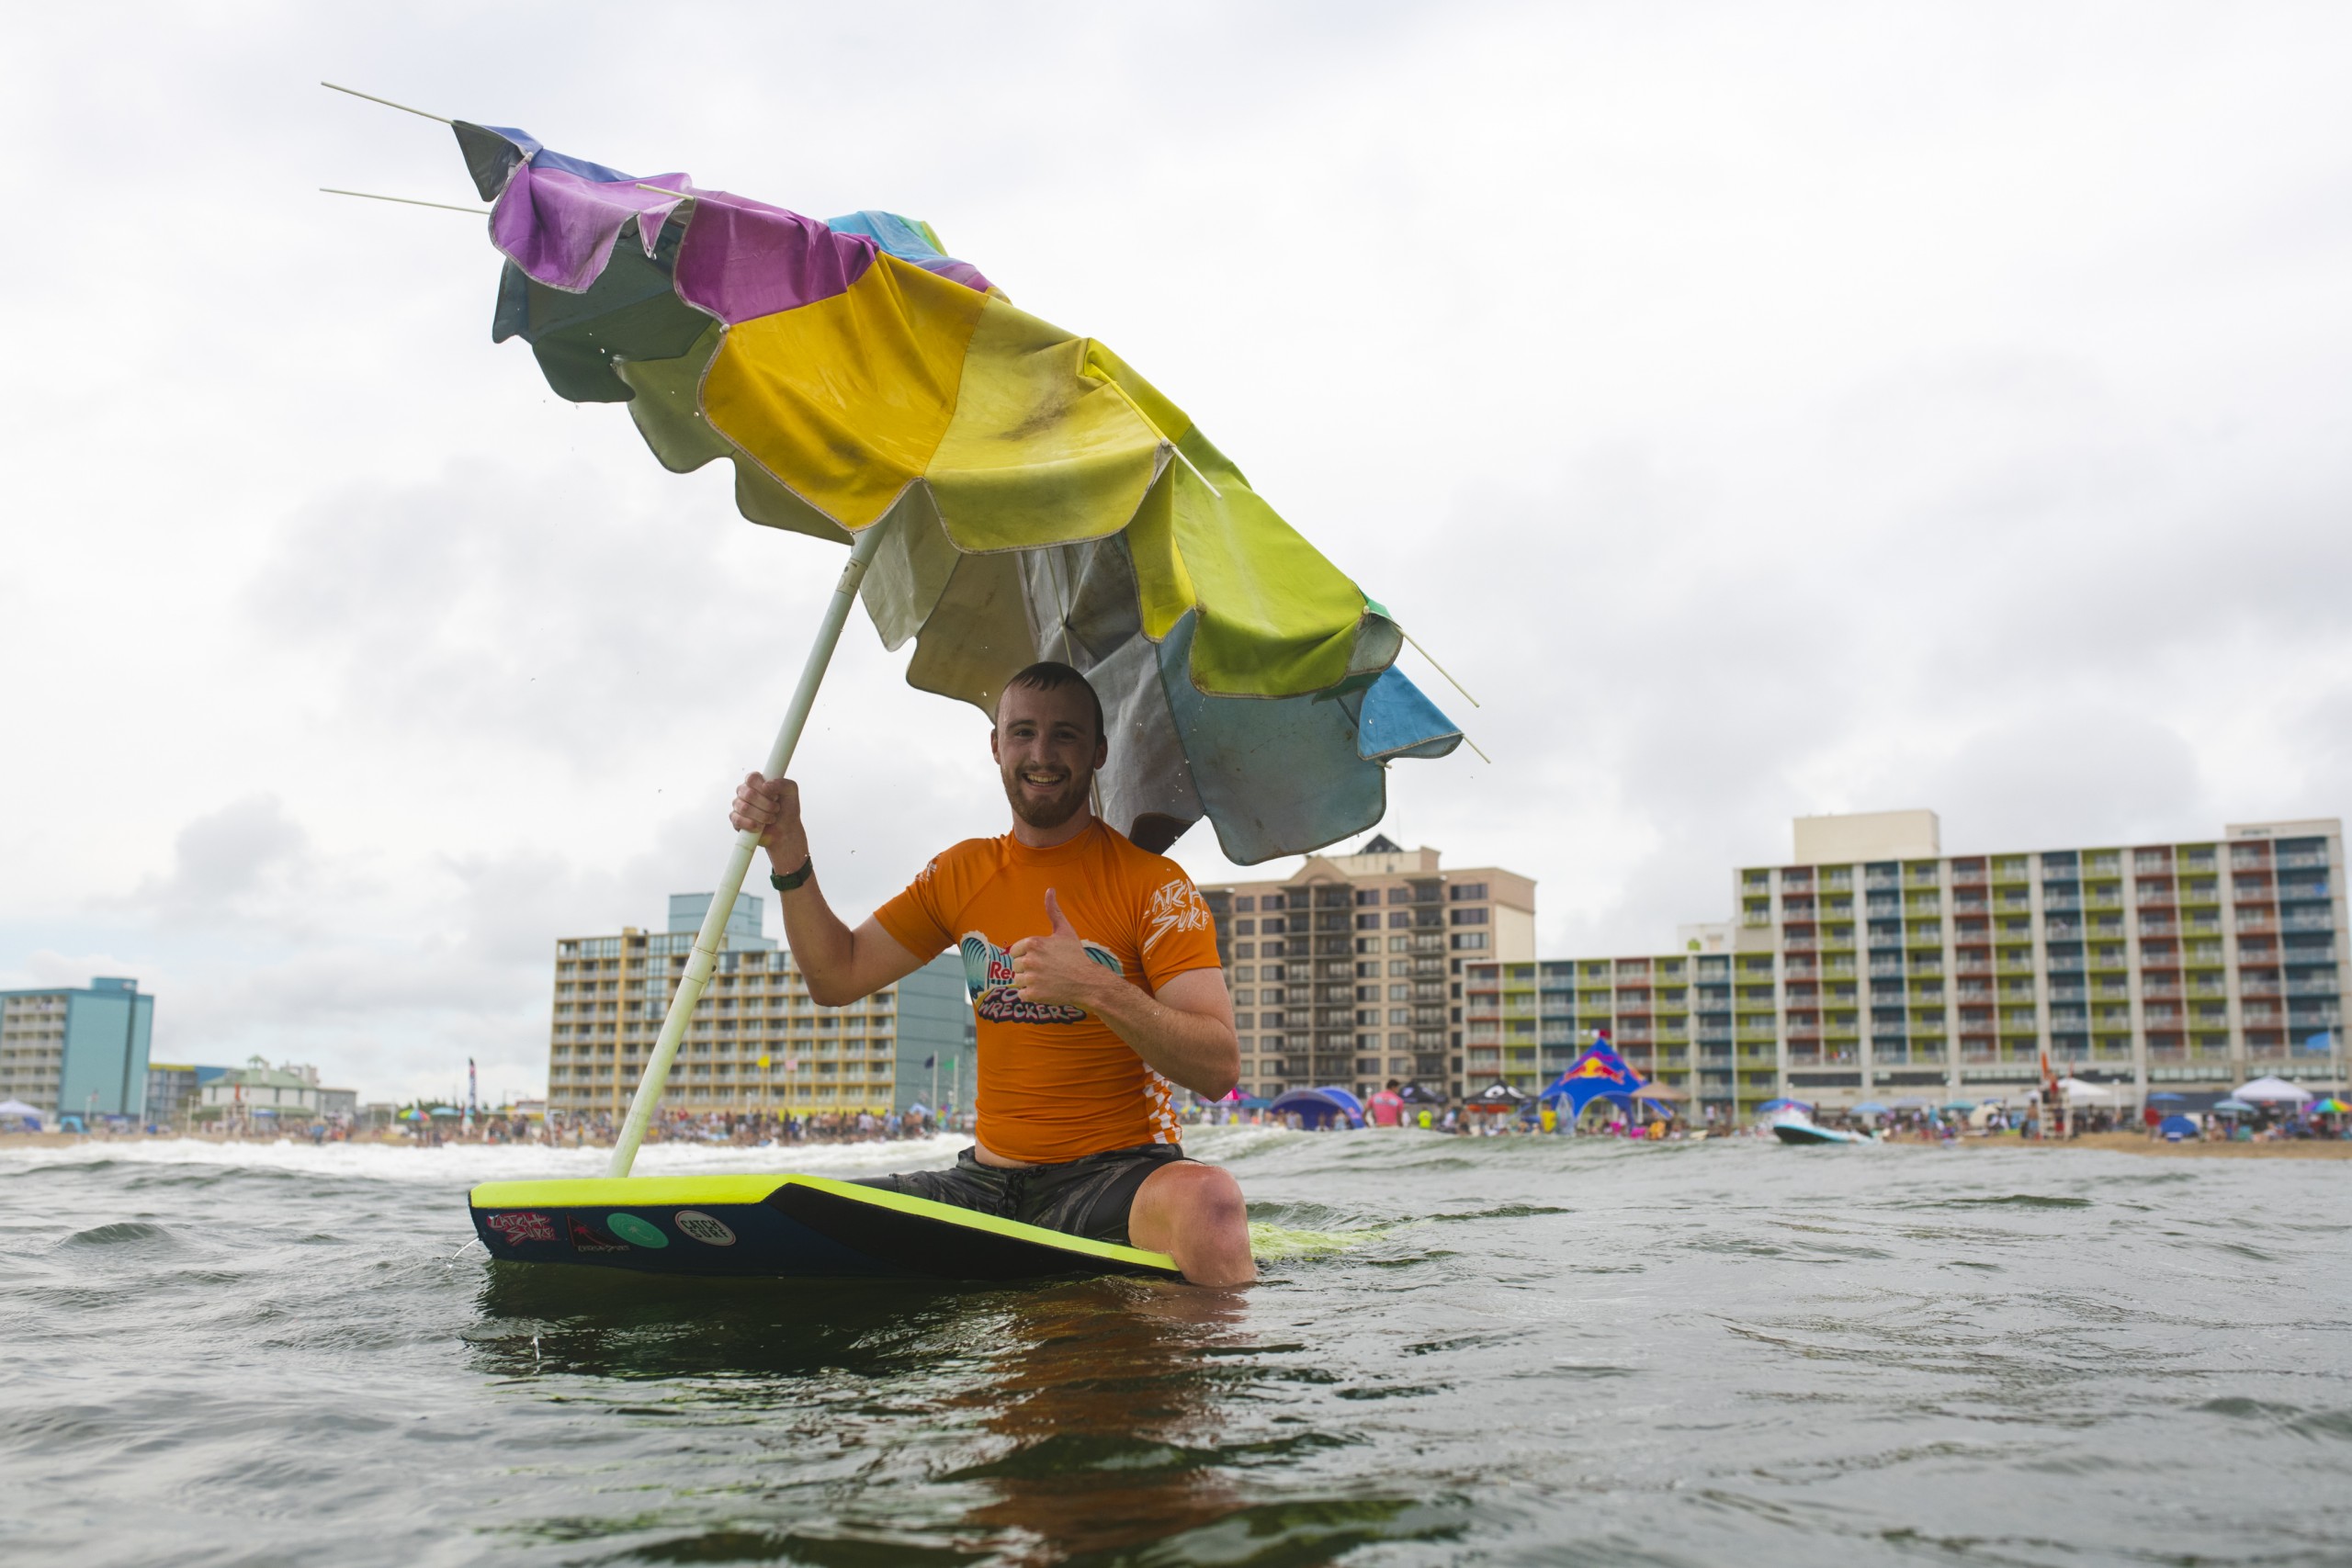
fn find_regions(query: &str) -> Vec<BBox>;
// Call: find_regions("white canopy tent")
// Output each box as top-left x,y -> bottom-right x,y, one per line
2056,1077 -> 2120,1104
2233,1076 -> 2313,1104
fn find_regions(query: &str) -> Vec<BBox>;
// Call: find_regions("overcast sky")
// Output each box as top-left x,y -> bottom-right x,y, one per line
3,3 -> 2346,1103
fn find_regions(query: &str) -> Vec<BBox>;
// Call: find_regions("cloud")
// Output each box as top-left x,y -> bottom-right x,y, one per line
130,795 -> 311,924
4,0 -> 2351,1092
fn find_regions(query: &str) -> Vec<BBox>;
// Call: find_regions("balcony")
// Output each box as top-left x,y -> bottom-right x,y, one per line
2278,852 -> 2331,871
2283,911 -> 2337,932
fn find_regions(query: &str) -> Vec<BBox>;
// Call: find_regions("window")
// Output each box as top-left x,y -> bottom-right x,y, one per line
1387,911 -> 1411,928
1449,908 -> 1489,926
1450,883 -> 1489,902
1355,889 -> 1380,905
1356,913 -> 1380,930
1387,887 -> 1413,904
1235,896 -> 1255,912
1451,932 -> 1489,951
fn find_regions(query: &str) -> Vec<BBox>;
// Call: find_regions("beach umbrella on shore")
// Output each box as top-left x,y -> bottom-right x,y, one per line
2233,1076 -> 2312,1104
1850,1100 -> 1890,1117
2157,1114 -> 2199,1140
2211,1099 -> 2256,1116
2311,1097 -> 2349,1114
1758,1098 -> 1812,1115
326,86 -> 1471,1179
2147,1092 -> 2187,1104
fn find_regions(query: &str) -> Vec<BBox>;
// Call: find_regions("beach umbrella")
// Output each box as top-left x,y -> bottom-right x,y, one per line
2311,1097 -> 2350,1114
1939,1101 -> 1975,1112
2157,1113 -> 2199,1139
342,96 -> 1472,1179
1757,1098 -> 1813,1115
2211,1099 -> 2256,1116
1850,1100 -> 1891,1116
2147,1091 -> 2187,1104
2233,1076 -> 2312,1104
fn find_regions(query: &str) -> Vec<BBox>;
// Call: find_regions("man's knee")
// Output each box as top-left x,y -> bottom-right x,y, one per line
1139,1161 -> 1246,1234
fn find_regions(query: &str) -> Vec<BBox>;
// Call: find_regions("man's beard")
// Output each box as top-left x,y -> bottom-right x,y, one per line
1003,762 -> 1094,831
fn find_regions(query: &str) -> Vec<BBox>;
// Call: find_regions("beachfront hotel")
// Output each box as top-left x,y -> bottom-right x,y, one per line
0,976 -> 153,1121
543,893 -> 972,1121
1194,837 -> 1537,1103
1464,810 -> 2348,1122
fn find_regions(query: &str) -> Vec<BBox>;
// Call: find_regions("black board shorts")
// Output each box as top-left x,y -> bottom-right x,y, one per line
856,1143 -> 1188,1247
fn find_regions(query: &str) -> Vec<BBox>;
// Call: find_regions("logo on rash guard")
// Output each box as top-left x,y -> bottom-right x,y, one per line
960,931 -> 1124,1023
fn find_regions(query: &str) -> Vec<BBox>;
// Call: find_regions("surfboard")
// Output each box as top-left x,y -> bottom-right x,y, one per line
467,1172 -> 1185,1281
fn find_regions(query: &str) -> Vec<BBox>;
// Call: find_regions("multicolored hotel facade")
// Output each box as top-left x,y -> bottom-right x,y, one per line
1464,810 -> 2347,1122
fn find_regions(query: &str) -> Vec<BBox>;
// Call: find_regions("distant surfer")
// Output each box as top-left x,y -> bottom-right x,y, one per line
729,660 -> 1255,1286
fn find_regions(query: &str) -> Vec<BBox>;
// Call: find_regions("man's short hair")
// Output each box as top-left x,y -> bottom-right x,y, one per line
999,660 -> 1103,740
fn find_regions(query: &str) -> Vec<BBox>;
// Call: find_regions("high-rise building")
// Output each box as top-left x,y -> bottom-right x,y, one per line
544,892 -> 971,1119
0,976 -> 153,1120
1196,835 -> 1537,1102
1465,811 -> 2347,1122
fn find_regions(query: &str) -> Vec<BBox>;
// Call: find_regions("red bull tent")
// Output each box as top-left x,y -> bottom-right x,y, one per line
1537,1035 -> 1646,1120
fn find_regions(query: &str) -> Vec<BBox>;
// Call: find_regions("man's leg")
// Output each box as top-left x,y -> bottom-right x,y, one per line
1128,1162 -> 1255,1286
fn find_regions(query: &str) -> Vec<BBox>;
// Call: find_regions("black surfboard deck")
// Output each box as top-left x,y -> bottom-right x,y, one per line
468,1172 -> 1184,1281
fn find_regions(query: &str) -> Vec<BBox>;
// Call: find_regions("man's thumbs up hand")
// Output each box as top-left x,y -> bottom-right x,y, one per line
1010,887 -> 1106,1010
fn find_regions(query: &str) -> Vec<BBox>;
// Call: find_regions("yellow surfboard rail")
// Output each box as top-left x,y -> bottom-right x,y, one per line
469,1171 -> 1182,1276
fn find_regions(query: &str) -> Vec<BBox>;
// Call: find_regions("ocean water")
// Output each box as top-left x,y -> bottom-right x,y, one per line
3,1129 -> 2348,1567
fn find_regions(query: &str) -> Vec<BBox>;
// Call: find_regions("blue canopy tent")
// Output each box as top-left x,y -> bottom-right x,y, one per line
1536,1035 -> 1645,1122
2157,1113 -> 2199,1140
1268,1087 -> 1365,1130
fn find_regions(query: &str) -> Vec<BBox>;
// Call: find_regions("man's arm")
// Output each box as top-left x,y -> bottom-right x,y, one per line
1008,890 -> 1239,1099
730,772 -> 928,1006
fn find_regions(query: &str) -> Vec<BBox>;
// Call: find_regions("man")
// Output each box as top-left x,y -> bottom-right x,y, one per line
729,660 -> 1255,1286
1368,1079 -> 1405,1129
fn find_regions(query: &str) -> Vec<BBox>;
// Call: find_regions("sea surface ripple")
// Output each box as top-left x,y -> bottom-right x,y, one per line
3,1130 -> 2347,1567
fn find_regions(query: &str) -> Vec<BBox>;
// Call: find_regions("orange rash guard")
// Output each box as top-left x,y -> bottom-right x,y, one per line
873,820 -> 1223,1164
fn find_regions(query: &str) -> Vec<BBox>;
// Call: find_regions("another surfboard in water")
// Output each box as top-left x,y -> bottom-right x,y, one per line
467,1173 -> 1184,1281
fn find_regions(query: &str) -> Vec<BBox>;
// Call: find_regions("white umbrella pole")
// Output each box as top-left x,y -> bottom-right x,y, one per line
606,525 -> 887,1178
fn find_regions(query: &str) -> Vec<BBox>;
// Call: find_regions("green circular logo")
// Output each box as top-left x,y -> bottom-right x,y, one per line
605,1213 -> 669,1248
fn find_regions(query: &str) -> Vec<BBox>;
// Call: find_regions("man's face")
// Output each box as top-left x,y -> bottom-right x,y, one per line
991,682 -> 1107,831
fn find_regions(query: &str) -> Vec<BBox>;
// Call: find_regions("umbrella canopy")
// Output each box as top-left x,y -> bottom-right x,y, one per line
1397,1082 -> 1447,1105
1939,1101 -> 1976,1112
2147,1091 -> 2188,1103
1467,1080 -> 1531,1111
2211,1099 -> 2256,1115
1850,1100 -> 1891,1116
2233,1076 -> 2312,1104
460,124 -> 1463,866
2057,1077 -> 2119,1103
1267,1087 -> 1364,1129
1758,1098 -> 1813,1115
0,1099 -> 43,1118
2311,1097 -> 2350,1114
2157,1113 -> 2199,1139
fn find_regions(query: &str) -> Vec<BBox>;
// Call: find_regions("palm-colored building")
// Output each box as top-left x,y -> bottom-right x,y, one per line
1467,810 -> 2346,1122
543,892 -> 970,1120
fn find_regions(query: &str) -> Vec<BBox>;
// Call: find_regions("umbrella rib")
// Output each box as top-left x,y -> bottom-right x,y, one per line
321,187 -> 489,216
321,81 -> 454,124
1398,627 -> 1479,709
1099,380 -> 1221,499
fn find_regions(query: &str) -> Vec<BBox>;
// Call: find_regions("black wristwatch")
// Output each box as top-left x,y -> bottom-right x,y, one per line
770,857 -> 815,893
